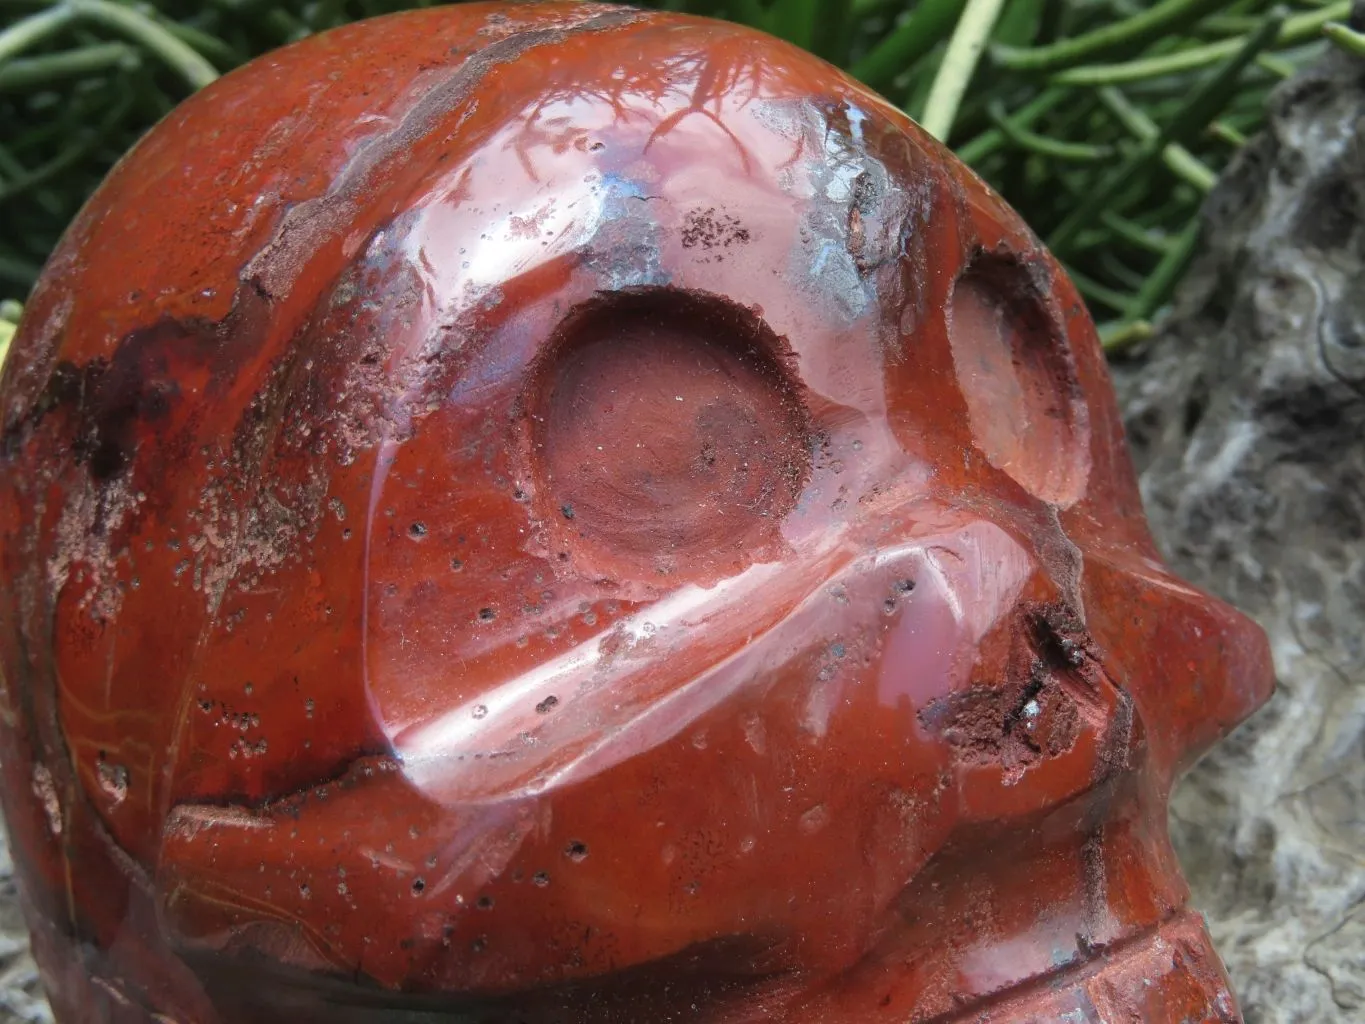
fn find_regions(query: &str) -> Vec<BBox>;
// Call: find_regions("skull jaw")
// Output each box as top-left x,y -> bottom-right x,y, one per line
29,767 -> 1241,1024
921,911 -> 1240,1024
30,832 -> 1239,1024
124,917 -> 1246,1024
791,763 -> 1241,1023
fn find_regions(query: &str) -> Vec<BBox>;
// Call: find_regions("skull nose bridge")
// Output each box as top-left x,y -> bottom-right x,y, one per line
917,602 -> 1147,832
862,484 -> 1176,813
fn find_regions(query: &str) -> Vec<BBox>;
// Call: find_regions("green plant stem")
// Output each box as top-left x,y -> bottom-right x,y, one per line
921,0 -> 1007,140
1064,265 -> 1132,312
1100,250 -> 1150,291
852,0 -> 964,89
822,0 -> 859,65
67,0 -> 219,89
0,131 -> 63,215
1102,210 -> 1175,254
992,0 -> 1228,73
1052,1 -> 1348,84
0,314 -> 15,362
1125,217 -> 1202,318
1048,8 -> 1285,252
1132,191 -> 1200,229
0,5 -> 77,64
1324,21 -> 1365,56
1202,14 -> 1263,34
159,18 -> 243,69
955,85 -> 1067,163
729,0 -> 770,31
992,0 -> 1046,48
0,252 -> 40,290
309,0 -> 349,31
0,41 -> 134,93
0,143 -> 26,183
783,0 -> 853,63
775,0 -> 818,51
1209,119 -> 1249,145
902,45 -> 944,119
1072,228 -> 1115,253
987,99 -> 1112,161
261,6 -> 307,43
0,92 -> 133,204
1256,52 -> 1295,76
1098,86 -> 1218,191
1099,318 -> 1155,352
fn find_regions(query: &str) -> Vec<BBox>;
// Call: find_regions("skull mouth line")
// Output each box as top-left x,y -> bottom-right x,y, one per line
172,931 -> 800,1020
162,907 -> 1219,1022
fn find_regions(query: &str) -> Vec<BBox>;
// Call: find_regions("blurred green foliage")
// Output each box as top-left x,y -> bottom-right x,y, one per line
0,1 -> 1348,345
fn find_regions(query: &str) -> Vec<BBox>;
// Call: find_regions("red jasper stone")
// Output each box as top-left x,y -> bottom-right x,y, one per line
0,4 -> 1274,1022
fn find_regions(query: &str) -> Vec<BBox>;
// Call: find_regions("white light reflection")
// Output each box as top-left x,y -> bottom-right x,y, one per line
391,519 -> 1033,807
393,562 -> 785,765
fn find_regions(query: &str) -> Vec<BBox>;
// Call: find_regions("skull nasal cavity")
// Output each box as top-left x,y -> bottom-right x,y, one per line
948,256 -> 1090,506
533,290 -> 810,585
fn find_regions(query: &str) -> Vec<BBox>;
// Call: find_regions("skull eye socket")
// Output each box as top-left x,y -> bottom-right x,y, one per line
948,254 -> 1089,506
528,289 -> 811,585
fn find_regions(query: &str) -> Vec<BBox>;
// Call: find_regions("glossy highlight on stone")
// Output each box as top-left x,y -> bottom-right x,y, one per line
0,4 -> 1274,1022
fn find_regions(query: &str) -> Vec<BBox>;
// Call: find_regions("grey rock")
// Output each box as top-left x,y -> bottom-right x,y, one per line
0,830 -> 51,1024
1112,28 -> 1365,1024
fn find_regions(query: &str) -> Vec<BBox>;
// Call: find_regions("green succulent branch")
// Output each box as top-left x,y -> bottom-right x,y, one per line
1324,18 -> 1365,54
0,297 -> 19,367
0,0 -> 1347,350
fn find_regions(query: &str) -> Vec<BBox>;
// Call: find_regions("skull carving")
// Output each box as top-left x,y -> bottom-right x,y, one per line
0,4 -> 1274,1022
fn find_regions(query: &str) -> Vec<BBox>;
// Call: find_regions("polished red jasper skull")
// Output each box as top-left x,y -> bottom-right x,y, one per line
0,4 -> 1274,1022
